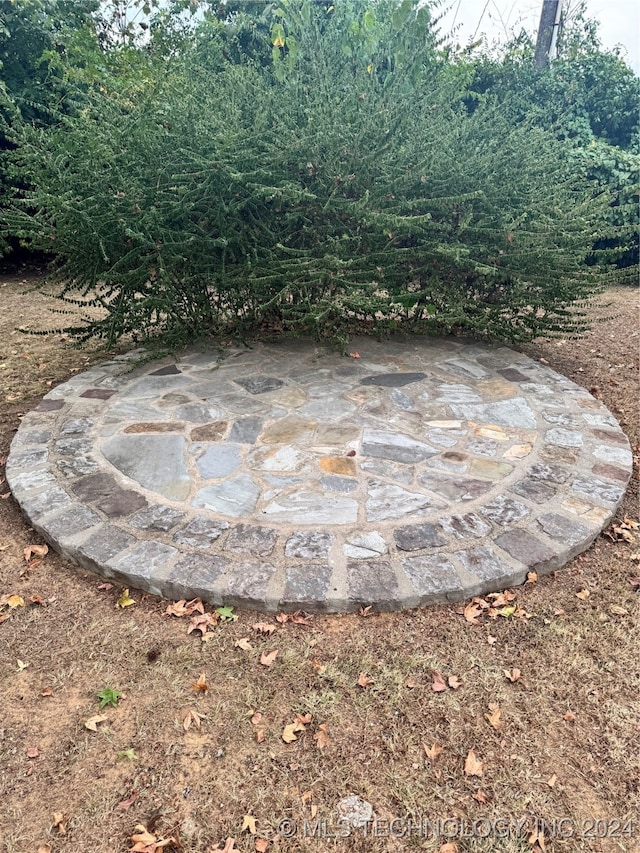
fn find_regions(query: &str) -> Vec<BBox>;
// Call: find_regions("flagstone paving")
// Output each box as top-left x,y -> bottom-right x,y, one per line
6,336 -> 633,612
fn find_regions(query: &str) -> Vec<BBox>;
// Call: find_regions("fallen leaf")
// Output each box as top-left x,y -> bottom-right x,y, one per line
609,604 -> 628,616
424,742 -> 442,760
495,604 -> 516,617
464,749 -> 484,777
209,840 -> 237,853
484,707 -> 504,730
359,605 -> 373,617
26,746 -> 40,759
97,582 -> 114,590
463,601 -> 483,625
250,712 -> 262,725
260,650 -> 278,667
116,589 -> 135,608
23,544 -> 48,562
166,598 -> 204,617
504,668 -> 521,682
282,722 -> 304,743
547,774 -> 557,787
116,791 -> 139,811
187,612 -> 217,636
5,594 -> 24,608
296,713 -> 312,725
256,729 -> 265,743
17,659 -> 29,671
473,789 -> 489,804
447,675 -> 462,690
193,673 -> 209,693
183,709 -> 205,730
37,846 -> 52,853
431,670 -> 447,692
53,812 -> 66,835
405,678 -> 417,688
28,594 -> 45,605
349,352 -> 360,358
575,588 -> 590,600
487,634 -> 497,646
255,839 -> 269,852
41,687 -> 53,697
117,748 -> 138,761
526,570 -> 538,584
253,622 -> 276,635
311,658 -> 326,675
84,714 -> 108,731
314,724 -> 330,749
216,605 -> 238,622
235,637 -> 253,651
440,843 -> 458,853
357,672 -> 374,688
242,815 -> 257,834
563,711 -> 575,722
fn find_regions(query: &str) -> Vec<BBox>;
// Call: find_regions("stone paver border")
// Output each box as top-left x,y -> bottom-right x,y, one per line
6,337 -> 632,612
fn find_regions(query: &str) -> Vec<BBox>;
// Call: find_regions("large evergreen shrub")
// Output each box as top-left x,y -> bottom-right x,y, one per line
3,0 -> 616,346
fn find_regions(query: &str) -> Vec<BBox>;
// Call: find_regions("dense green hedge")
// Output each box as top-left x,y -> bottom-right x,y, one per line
1,0 -> 630,346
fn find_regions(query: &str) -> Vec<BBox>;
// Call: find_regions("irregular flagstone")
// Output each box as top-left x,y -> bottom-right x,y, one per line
102,434 -> 191,501
7,336 -> 632,613
263,490 -> 358,524
344,532 -> 388,559
224,524 -> 277,557
362,428 -> 437,463
366,481 -> 444,522
285,531 -> 333,559
192,475 -> 260,516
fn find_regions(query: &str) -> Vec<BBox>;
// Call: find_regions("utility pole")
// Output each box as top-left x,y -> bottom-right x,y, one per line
534,0 -> 564,69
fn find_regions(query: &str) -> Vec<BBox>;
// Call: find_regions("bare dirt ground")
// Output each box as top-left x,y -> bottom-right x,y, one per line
0,268 -> 638,853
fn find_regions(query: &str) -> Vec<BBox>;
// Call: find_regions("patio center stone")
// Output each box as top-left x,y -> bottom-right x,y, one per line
6,336 -> 633,612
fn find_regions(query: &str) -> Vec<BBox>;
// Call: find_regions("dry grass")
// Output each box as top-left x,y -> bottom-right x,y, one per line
0,268 -> 638,853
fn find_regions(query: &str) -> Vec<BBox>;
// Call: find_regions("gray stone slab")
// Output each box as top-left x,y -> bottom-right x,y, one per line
7,469 -> 58,494
263,490 -> 358,524
192,474 -> 260,517
510,477 -> 556,503
78,526 -> 137,567
321,475 -> 358,493
173,516 -> 230,547
54,437 -> 94,457
224,561 -> 278,607
360,372 -> 426,387
281,563 -> 333,610
344,532 -> 388,559
196,444 -> 241,479
402,554 -> 463,602
284,531 -> 333,559
450,397 -> 536,429
107,541 -> 179,592
593,445 -> 633,467
228,416 -> 263,444
8,448 -> 48,467
102,434 -> 191,501
529,463 -> 570,484
479,495 -> 530,526
57,456 -> 100,478
70,473 -> 148,517
346,560 -> 400,608
389,388 -> 415,410
456,544 -> 524,584
20,487 -> 72,520
59,418 -> 95,435
439,512 -> 491,540
571,476 -> 624,505
417,475 -> 491,502
225,524 -> 277,557
235,376 -> 284,395
394,523 -> 448,551
361,429 -> 437,464
545,428 -> 583,448
366,481 -> 444,522
42,505 -> 101,541
163,554 -> 229,601
495,529 -> 559,572
129,504 -> 186,532
537,513 -> 593,547
175,403 -> 224,423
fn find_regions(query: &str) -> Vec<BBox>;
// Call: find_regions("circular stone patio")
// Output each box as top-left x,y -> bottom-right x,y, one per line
6,336 -> 633,612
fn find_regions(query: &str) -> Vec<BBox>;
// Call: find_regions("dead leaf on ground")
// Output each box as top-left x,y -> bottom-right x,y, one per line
116,791 -> 139,811
575,588 -> 590,600
193,673 -> 209,693
359,605 -> 373,617
253,622 -> 276,635
431,670 -> 447,692
116,589 -> 135,608
23,544 -> 48,562
235,637 -> 253,651
187,612 -> 217,636
26,746 -> 40,759
97,582 -> 114,590
255,839 -> 269,852
504,668 -> 522,682
282,722 -> 304,743
166,598 -> 204,617
563,711 -> 576,722
526,571 -> 538,584
424,742 -> 443,761
357,672 -> 374,688
260,650 -> 278,667
463,601 -> 483,625
242,815 -> 257,834
209,839 -> 238,853
439,843 -> 458,853
3,594 -> 24,608
547,774 -> 557,787
37,846 -> 52,853
53,812 -> 66,835
314,723 -> 330,749
448,675 -> 462,690
84,714 -> 108,731
484,706 -> 504,730
183,709 -> 205,730
473,789 -> 490,804
464,749 -> 484,777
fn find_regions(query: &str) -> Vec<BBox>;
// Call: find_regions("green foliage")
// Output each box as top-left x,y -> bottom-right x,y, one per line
3,0 -> 619,346
97,687 -> 122,708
